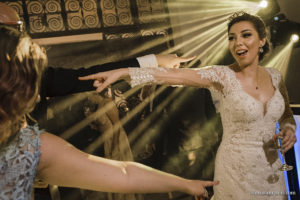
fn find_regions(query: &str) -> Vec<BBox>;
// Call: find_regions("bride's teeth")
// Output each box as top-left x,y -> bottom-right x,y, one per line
237,50 -> 247,55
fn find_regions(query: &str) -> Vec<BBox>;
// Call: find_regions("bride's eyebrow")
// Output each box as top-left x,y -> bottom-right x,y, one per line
241,29 -> 252,33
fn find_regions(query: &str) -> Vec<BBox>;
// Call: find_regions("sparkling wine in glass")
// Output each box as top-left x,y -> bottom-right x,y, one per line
275,136 -> 293,171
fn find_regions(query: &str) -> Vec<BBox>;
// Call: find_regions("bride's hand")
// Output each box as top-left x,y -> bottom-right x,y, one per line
275,127 -> 297,152
79,68 -> 129,93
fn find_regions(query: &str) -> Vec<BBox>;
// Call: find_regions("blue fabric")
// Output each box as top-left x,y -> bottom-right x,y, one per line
0,125 -> 42,200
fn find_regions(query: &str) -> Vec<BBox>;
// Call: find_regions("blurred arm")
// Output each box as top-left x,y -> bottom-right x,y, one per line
37,133 -> 217,195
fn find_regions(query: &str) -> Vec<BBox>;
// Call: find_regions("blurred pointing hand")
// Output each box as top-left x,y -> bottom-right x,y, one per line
156,54 -> 196,68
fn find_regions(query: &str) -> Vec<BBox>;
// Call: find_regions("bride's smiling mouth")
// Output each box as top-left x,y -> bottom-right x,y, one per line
236,49 -> 248,57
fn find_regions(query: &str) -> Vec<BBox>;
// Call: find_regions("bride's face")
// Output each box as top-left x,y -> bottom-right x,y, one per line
228,21 -> 266,68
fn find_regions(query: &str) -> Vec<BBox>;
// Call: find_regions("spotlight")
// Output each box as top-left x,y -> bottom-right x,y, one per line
273,13 -> 287,22
256,0 -> 279,26
291,34 -> 299,43
259,0 -> 268,8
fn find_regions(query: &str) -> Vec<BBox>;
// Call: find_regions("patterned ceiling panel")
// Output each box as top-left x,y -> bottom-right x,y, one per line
100,0 -> 133,27
136,0 -> 165,23
2,0 -> 172,42
27,0 -> 65,33
65,0 -> 100,30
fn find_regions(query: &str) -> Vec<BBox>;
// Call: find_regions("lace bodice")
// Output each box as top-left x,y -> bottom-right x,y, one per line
197,66 -> 284,136
0,125 -> 42,200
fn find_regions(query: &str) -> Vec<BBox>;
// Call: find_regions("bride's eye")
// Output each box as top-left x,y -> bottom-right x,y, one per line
243,33 -> 252,38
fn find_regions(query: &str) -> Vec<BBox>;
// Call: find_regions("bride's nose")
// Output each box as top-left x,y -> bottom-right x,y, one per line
235,36 -> 243,46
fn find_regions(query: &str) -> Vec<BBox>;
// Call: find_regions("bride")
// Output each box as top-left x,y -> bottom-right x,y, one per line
80,12 -> 297,200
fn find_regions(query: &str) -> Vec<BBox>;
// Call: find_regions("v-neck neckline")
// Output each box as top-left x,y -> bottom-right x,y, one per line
228,66 -> 277,117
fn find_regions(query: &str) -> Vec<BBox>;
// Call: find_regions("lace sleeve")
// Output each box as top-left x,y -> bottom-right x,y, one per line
129,67 -> 167,87
195,66 -> 233,95
278,76 -> 296,132
128,65 -> 231,94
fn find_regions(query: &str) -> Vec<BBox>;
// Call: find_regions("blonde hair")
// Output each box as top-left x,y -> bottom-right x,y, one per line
0,26 -> 47,147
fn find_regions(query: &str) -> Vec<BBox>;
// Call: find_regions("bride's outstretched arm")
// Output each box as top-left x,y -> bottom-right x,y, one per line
79,67 -> 213,93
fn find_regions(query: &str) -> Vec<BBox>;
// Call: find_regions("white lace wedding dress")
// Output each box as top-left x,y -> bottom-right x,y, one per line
198,66 -> 288,200
129,65 -> 293,200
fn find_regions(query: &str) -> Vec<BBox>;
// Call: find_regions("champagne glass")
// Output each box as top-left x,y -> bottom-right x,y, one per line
275,135 -> 293,171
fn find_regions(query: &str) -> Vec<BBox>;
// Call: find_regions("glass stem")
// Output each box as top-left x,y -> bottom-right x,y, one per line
280,150 -> 286,164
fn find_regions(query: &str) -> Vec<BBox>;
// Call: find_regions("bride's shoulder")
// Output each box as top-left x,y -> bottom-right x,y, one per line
264,67 -> 282,86
265,67 -> 280,73
264,67 -> 282,78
